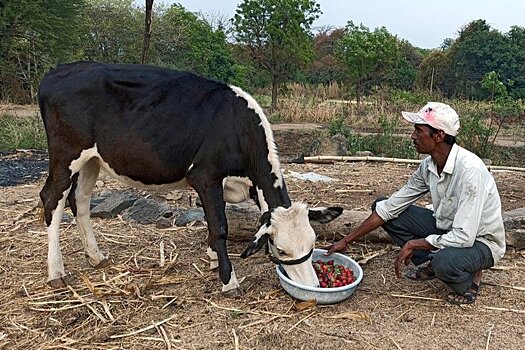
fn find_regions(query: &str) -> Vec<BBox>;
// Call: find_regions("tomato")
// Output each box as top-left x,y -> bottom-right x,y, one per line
313,260 -> 355,288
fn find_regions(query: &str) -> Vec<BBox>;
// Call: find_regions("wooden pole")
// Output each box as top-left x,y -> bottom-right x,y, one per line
141,0 -> 154,64
302,155 -> 525,172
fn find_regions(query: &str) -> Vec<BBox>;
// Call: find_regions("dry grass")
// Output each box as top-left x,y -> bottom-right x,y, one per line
1,160 -> 525,349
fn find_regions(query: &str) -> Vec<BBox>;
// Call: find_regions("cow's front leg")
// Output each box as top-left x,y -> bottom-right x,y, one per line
190,181 -> 241,296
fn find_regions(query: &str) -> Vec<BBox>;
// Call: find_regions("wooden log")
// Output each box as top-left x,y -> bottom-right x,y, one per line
225,203 -> 391,243
309,209 -> 391,243
226,202 -> 523,249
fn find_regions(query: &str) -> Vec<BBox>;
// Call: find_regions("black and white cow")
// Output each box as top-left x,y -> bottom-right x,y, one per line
38,61 -> 342,295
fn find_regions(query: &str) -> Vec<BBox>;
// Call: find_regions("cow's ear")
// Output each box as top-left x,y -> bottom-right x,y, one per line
308,206 -> 343,224
241,232 -> 269,258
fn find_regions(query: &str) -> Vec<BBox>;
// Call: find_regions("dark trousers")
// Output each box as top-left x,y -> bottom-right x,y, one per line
372,198 -> 494,294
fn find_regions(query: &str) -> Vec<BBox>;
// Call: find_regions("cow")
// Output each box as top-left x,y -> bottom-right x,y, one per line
37,61 -> 342,295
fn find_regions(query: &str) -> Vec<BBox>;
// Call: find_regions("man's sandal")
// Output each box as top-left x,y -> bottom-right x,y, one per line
446,282 -> 481,305
405,265 -> 436,281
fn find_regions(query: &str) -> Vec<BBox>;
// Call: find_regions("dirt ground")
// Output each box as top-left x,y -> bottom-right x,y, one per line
1,128 -> 524,350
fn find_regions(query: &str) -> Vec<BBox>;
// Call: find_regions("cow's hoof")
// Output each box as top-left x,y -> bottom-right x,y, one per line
223,287 -> 243,298
94,258 -> 112,268
47,277 -> 68,289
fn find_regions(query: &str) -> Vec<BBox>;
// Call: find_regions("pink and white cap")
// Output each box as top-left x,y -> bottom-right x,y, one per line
401,102 -> 460,136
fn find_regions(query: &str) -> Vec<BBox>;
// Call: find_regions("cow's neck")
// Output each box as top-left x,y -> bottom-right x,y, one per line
231,86 -> 291,210
252,175 -> 291,212
246,130 -> 291,211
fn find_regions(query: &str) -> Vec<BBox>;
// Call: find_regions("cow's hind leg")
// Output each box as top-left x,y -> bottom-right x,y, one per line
40,169 -> 74,288
71,158 -> 108,268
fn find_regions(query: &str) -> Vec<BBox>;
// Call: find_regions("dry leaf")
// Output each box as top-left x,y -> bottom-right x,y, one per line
264,289 -> 282,300
294,299 -> 317,311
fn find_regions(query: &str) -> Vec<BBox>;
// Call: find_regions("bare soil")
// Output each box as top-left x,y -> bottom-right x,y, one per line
0,126 -> 524,350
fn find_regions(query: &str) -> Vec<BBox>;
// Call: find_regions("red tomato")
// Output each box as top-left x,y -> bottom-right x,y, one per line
313,260 -> 355,288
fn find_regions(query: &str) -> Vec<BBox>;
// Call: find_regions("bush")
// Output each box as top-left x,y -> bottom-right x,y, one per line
329,114 -> 418,159
0,114 -> 47,150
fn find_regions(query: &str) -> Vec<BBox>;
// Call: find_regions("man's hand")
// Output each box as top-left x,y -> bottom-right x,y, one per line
324,211 -> 385,256
394,241 -> 415,278
324,239 -> 348,256
394,238 -> 435,278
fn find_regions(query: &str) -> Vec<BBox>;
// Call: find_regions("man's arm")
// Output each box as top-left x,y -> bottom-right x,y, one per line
325,211 -> 385,255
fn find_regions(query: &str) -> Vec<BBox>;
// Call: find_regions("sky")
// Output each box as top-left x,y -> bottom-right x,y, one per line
141,0 -> 525,49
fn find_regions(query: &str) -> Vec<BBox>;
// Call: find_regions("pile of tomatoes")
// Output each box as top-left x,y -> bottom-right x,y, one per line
313,259 -> 355,288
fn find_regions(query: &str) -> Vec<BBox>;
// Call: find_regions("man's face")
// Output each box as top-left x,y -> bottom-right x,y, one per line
411,124 -> 440,154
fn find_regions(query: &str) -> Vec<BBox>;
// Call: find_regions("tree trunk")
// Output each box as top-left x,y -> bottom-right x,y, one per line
141,0 -> 154,64
355,82 -> 361,109
271,75 -> 278,110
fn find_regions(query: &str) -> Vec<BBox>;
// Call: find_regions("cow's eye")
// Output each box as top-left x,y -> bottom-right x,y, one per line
277,248 -> 286,256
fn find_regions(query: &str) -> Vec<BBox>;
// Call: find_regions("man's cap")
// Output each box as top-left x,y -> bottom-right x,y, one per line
401,102 -> 460,136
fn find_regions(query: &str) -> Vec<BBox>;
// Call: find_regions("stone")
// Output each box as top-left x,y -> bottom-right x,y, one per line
91,191 -> 139,218
123,197 -> 173,225
174,208 -> 206,226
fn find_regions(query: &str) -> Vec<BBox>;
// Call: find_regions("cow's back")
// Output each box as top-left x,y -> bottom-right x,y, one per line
38,61 -> 256,185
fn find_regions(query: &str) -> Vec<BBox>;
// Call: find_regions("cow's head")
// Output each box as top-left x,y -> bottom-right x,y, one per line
241,202 -> 343,287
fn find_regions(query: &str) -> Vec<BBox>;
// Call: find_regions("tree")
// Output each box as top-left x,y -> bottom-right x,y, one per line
390,40 -> 423,91
82,0 -> 143,64
302,27 -> 346,85
233,0 -> 321,108
449,20 -> 508,99
335,21 -> 399,106
415,50 -> 454,96
416,20 -> 525,100
504,26 -> 525,99
481,71 -> 523,146
150,4 -> 237,83
0,0 -> 85,102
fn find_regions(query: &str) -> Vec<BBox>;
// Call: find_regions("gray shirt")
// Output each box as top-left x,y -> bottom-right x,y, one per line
375,143 -> 506,264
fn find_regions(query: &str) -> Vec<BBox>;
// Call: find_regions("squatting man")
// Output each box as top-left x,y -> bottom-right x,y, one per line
327,102 -> 505,305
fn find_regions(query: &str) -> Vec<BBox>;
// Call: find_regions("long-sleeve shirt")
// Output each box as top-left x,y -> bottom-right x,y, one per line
375,143 -> 506,264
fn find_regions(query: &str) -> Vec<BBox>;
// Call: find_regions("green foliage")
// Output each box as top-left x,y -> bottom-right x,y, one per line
329,115 -> 418,159
450,20 -> 510,99
268,112 -> 284,123
0,0 -> 86,102
335,22 -> 400,105
302,28 -> 346,85
370,116 -> 417,158
480,71 -> 524,147
0,114 -> 47,150
415,49 -> 454,95
415,21 -> 525,100
328,115 -> 353,138
456,111 -> 493,159
388,89 -> 435,107
389,40 -> 422,91
253,94 -> 272,108
481,71 -> 507,98
233,0 -> 321,107
1,1 -> 525,108
151,4 -> 237,83
505,26 -> 525,99
82,0 -> 143,64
